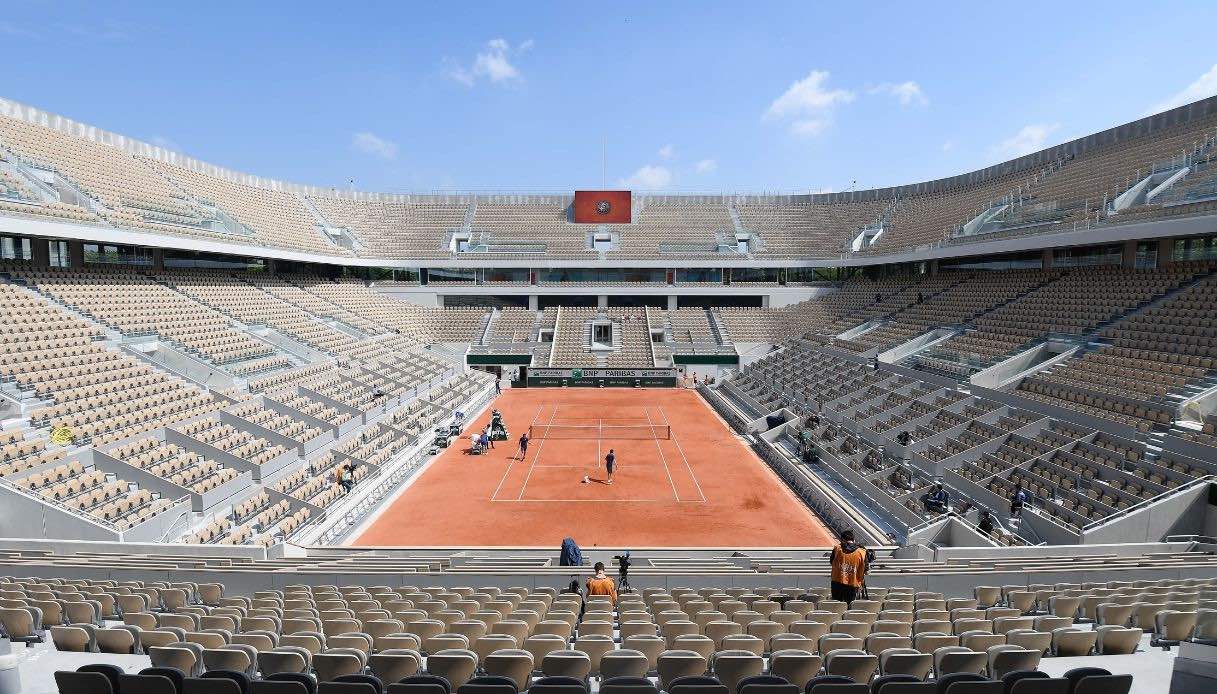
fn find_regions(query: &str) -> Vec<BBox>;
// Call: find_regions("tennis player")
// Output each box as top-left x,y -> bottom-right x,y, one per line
605,449 -> 616,485
518,431 -> 530,460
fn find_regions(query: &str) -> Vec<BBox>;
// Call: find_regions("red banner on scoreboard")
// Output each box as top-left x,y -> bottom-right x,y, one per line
573,190 -> 632,223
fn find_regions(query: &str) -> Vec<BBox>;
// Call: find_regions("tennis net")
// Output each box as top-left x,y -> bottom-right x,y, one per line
528,423 -> 671,440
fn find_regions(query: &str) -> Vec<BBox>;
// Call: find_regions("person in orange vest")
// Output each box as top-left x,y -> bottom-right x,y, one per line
829,529 -> 868,605
585,561 -> 618,603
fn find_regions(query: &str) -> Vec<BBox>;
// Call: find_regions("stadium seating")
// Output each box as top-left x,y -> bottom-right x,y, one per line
16,573 -> 1215,692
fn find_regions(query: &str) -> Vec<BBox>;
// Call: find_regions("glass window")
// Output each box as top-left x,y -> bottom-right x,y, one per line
676,268 -> 723,284
83,242 -> 152,266
48,240 -> 69,267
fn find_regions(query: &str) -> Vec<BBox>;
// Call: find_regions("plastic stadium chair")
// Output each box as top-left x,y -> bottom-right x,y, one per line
252,681 -> 313,694
526,675 -> 589,694
669,675 -> 730,694
869,674 -> 922,694
931,673 -> 989,694
1063,668 -> 1132,694
390,674 -> 454,694
119,672 -> 181,694
737,674 -> 800,694
54,671 -> 115,694
202,670 -> 254,694
804,674 -> 867,694
598,676 -> 659,694
265,674 -> 318,694
184,678 -> 243,694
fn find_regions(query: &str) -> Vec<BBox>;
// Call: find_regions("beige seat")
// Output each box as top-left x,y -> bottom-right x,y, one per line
599,649 -> 649,680
864,633 -> 911,656
1096,603 -> 1134,627
577,620 -> 613,638
671,634 -> 715,659
368,648 -> 422,682
657,649 -> 707,690
877,647 -> 931,679
747,620 -> 785,651
313,647 -> 367,682
95,627 -> 137,654
959,632 -> 1005,652
712,650 -> 764,694
818,633 -> 863,654
1052,628 -> 1097,657
621,634 -> 664,671
823,648 -> 877,683
148,644 -> 202,677
789,621 -> 829,644
257,647 -> 311,676
534,620 -> 573,639
932,646 -> 986,677
705,620 -> 744,647
202,645 -> 257,676
619,621 -> 658,639
986,645 -> 1041,679
491,619 -> 530,643
1006,629 -> 1051,653
474,634 -> 518,663
767,649 -> 821,690
427,648 -> 478,688
1155,610 -> 1198,643
1095,626 -> 1141,655
484,648 -> 534,691
524,634 -> 567,666
50,625 -> 94,653
573,634 -> 615,675
424,633 -> 470,654
720,634 -> 765,657
542,649 -> 592,681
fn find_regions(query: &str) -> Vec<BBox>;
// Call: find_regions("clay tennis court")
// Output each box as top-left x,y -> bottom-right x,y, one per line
352,388 -> 832,547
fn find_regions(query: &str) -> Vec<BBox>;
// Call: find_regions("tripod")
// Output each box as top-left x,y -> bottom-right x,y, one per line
618,570 -> 632,592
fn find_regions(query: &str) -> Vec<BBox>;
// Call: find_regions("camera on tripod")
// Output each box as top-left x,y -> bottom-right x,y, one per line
614,551 -> 632,590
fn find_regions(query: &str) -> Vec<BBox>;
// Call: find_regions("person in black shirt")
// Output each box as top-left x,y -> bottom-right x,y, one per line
605,449 -> 616,484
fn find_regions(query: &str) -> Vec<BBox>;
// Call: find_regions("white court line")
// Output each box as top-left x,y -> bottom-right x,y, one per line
660,405 -> 707,503
490,403 -> 543,501
645,406 -> 681,502
517,403 -> 559,500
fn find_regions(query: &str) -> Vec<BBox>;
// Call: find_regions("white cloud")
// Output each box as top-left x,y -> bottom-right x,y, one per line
764,70 -> 855,136
618,165 -> 673,189
991,123 -> 1060,159
448,38 -> 529,87
1151,63 -> 1217,114
694,158 -> 717,174
351,131 -> 399,160
869,81 -> 928,106
941,140 -> 955,152
791,119 -> 830,136
658,144 -> 675,160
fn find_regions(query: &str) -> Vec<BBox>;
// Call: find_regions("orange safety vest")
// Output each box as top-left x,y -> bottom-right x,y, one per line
586,575 -> 618,602
830,545 -> 868,588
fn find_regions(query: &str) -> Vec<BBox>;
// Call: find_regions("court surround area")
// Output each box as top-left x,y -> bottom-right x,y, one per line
353,388 -> 832,547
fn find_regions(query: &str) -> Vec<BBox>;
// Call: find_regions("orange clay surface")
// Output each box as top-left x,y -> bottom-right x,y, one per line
352,388 -> 832,548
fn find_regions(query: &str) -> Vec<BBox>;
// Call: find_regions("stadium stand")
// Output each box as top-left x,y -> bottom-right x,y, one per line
5,91 -> 1217,694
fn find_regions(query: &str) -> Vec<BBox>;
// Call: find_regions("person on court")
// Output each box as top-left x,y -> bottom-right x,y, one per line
605,449 -> 616,485
518,431 -> 530,460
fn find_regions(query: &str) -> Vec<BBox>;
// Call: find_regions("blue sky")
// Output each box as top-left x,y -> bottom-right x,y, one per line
4,1 -> 1217,194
